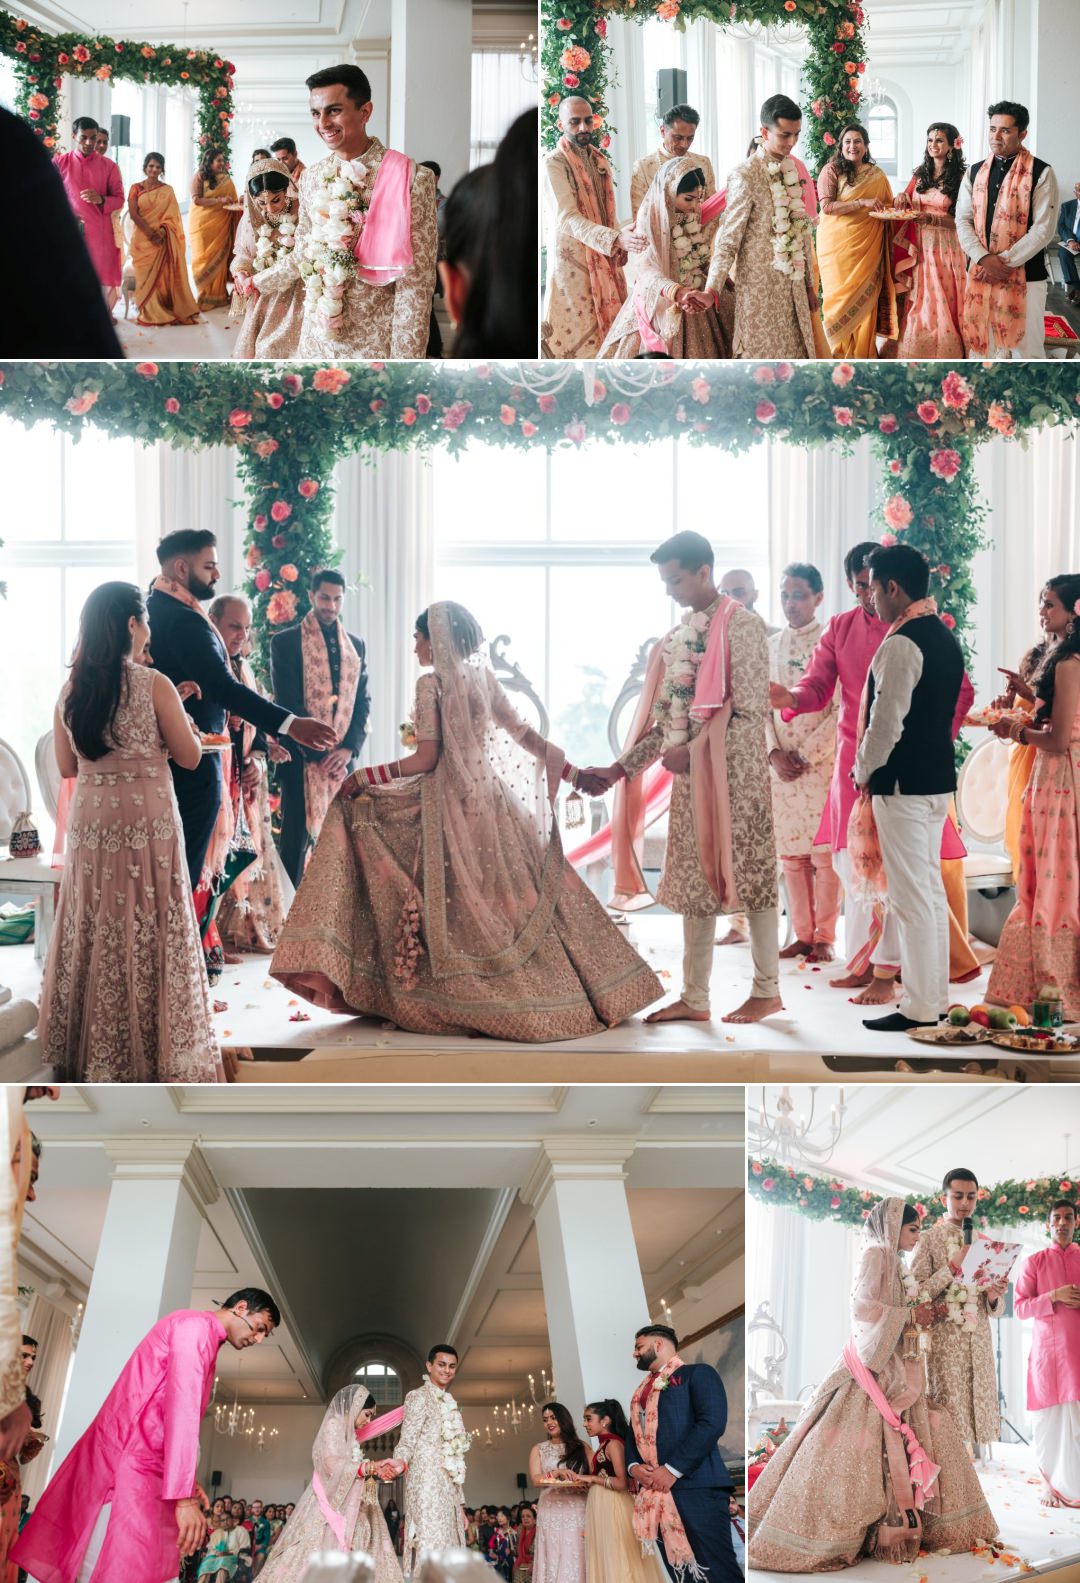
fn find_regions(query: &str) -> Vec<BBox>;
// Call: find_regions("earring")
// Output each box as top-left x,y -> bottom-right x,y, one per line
1068,619 -> 1076,639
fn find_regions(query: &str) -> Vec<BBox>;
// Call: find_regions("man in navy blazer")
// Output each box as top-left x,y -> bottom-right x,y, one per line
146,529 -> 337,889
625,1323 -> 738,1582
1058,180 -> 1080,303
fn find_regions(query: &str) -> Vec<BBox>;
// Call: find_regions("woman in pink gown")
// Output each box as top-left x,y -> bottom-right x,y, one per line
893,122 -> 968,358
987,574 -> 1080,1018
528,1404 -> 589,1583
37,582 -> 222,1081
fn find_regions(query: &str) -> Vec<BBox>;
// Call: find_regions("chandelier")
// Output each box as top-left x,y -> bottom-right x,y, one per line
212,1375 -> 255,1438
519,31 -> 538,82
748,1086 -> 847,1168
485,1364 -> 555,1440
256,1425 -> 279,1453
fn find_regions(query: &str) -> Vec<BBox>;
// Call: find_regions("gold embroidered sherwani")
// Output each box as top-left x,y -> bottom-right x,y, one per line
541,146 -> 625,359
705,153 -> 816,358
394,1381 -> 467,1573
257,142 -> 437,360
630,147 -> 716,218
618,600 -> 777,916
911,1217 -> 1004,1444
767,619 -> 837,856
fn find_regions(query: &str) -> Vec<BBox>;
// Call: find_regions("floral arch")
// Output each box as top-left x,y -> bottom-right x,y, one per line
541,0 -> 867,170
0,9 -> 235,163
1,359 -> 1077,680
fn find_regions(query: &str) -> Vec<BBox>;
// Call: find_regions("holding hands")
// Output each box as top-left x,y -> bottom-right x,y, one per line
770,749 -> 809,783
661,744 -> 690,775
1053,1284 -> 1080,1308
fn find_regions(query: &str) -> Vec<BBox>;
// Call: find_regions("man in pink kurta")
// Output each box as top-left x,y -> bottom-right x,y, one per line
52,118 -> 124,302
12,1289 -> 278,1583
1014,1201 -> 1080,1506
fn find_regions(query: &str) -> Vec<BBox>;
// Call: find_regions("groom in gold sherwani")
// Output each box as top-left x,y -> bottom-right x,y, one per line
383,1344 -> 467,1573
587,531 -> 781,1024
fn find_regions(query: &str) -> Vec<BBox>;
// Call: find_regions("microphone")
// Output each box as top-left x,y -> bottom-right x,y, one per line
962,1216 -> 973,1245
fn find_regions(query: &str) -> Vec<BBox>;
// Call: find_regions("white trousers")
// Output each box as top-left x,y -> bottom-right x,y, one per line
683,909 -> 779,1009
873,792 -> 951,1021
71,1505 -> 180,1583
1032,1401 -> 1080,1505
985,277 -> 1047,359
833,849 -> 900,971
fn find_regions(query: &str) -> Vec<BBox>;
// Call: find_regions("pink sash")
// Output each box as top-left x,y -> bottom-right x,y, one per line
634,292 -> 669,354
353,149 -> 414,284
842,1339 -> 940,1508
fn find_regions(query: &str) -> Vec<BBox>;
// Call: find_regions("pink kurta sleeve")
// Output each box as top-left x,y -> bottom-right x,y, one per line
791,619 -> 840,715
952,669 -> 975,739
161,1315 -> 221,1499
1013,1254 -> 1056,1321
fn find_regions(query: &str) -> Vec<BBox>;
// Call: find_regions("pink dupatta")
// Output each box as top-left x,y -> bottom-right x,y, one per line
842,1338 -> 941,1509
311,1405 -> 406,1549
352,149 -> 414,284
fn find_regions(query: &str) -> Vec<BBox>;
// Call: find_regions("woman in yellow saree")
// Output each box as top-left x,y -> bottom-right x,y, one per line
188,146 -> 241,309
127,152 -> 200,327
816,122 -> 899,358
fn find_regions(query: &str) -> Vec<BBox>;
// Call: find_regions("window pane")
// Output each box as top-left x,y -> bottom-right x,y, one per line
549,439 -> 675,541
678,439 -> 771,544
64,430 -> 138,542
0,421 -> 62,541
0,567 -> 64,794
435,563 -> 548,710
471,51 -> 537,169
432,442 -> 546,542
65,565 -> 138,665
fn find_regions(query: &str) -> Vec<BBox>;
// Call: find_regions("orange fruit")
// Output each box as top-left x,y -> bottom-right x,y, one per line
1008,1004 -> 1031,1026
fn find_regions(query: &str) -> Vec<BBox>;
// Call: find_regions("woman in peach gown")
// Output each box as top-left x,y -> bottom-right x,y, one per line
579,1401 -> 665,1583
988,574 -> 1080,1017
127,151 -> 200,327
893,123 -> 968,358
815,123 -> 898,359
189,147 -> 240,309
529,1404 -> 589,1583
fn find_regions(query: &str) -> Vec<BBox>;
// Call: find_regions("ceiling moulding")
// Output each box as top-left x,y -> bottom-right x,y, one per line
168,1086 -> 569,1115
520,1135 -> 640,1208
101,1137 -> 220,1212
225,1187 -> 322,1399
445,1186 -> 519,1343
30,1089 -> 94,1115
646,1087 -> 745,1116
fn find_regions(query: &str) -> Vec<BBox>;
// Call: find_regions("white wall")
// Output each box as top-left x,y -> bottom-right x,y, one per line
226,45 -> 392,173
874,66 -> 960,186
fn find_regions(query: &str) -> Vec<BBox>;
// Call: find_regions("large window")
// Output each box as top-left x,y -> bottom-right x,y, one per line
867,99 -> 899,180
0,422 -> 138,793
353,1361 -> 403,1407
109,81 -> 198,210
471,51 -> 536,168
433,437 -> 770,772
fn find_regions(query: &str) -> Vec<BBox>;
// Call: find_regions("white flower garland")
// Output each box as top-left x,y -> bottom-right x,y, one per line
298,157 -> 371,337
653,608 -> 711,746
670,217 -> 711,285
432,1385 -> 472,1487
253,214 -> 297,272
944,1230 -> 979,1331
901,1270 -> 930,1306
765,156 -> 810,278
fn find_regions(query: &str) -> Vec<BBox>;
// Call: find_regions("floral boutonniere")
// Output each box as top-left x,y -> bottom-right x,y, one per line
655,1372 -> 683,1393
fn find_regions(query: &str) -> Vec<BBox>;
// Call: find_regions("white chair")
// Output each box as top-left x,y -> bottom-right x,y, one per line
35,730 -> 61,821
0,735 -> 59,964
955,734 -> 1016,947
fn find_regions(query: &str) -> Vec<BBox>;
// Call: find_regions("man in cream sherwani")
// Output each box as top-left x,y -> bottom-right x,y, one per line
384,1344 -> 468,1574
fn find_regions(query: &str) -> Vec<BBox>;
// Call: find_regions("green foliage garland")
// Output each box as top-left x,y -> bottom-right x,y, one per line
749,1156 -> 1080,1233
0,10 -> 235,165
541,0 -> 866,174
0,360 -> 1077,682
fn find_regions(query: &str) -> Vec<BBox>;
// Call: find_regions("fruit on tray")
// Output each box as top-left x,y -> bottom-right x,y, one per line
947,1003 -> 1017,1030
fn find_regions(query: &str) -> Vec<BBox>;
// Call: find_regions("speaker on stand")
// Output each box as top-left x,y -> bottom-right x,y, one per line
655,68 -> 688,124
109,113 -> 130,157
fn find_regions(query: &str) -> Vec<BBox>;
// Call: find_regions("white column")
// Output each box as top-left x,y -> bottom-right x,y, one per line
1032,0 -> 1080,186
53,1140 -> 218,1463
389,0 -> 472,187
522,1139 -> 650,1411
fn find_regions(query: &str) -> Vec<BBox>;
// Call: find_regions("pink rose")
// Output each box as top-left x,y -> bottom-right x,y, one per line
164,397 -> 180,414
941,370 -> 972,411
254,569 -> 271,591
521,421 -> 537,437
762,1178 -> 776,1192
833,406 -> 853,426
253,514 -> 268,530
878,414 -> 899,434
774,362 -> 794,381
832,362 -> 855,387
755,399 -> 777,423
592,379 -> 606,402
135,361 -> 159,378
882,493 -> 913,531
889,459 -> 901,474
987,401 -> 1016,438
564,421 -> 586,445
65,392 -> 98,415
401,408 -> 417,426
271,534 -> 286,550
229,408 -> 253,428
500,405 -> 516,425
282,374 -> 303,396
312,368 -> 350,394
753,366 -> 775,385
538,394 -> 556,413
254,438 -> 278,458
610,403 -> 631,425
691,377 -> 710,405
941,613 -> 956,629
370,361 -> 385,372
928,447 -> 962,481
830,1196 -> 841,1209
298,479 -> 319,498
416,394 -> 432,415
270,500 -> 292,523
916,400 -> 940,425
266,392 -> 285,409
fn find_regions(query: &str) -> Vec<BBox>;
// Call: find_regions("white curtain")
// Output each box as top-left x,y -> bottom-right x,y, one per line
607,16 -> 648,219
993,422 -> 1080,672
329,450 -> 435,762
132,445 -> 243,592
767,435 -> 880,616
18,1291 -> 74,1502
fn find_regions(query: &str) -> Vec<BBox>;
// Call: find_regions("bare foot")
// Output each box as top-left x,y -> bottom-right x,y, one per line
222,950 -> 244,965
808,943 -> 835,963
644,999 -> 712,1024
779,940 -> 813,959
715,930 -> 748,947
722,994 -> 784,1024
852,977 -> 896,1006
1040,1490 -> 1063,1507
830,970 -> 871,990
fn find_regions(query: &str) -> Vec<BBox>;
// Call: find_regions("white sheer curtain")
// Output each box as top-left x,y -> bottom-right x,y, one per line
329,450 -> 434,761
993,422 -> 1080,672
132,445 -> 243,592
18,1292 -> 74,1502
767,435 -> 879,616
607,16 -> 648,218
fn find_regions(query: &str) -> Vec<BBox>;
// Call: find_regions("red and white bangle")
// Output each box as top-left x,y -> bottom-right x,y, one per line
358,762 -> 398,788
560,761 -> 579,786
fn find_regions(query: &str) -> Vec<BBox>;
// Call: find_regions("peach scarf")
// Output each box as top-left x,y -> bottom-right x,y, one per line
557,135 -> 626,339
962,147 -> 1034,354
630,1357 -> 703,1581
300,610 -> 360,839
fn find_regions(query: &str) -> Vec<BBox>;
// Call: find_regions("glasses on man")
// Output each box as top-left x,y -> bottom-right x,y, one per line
237,1312 -> 274,1341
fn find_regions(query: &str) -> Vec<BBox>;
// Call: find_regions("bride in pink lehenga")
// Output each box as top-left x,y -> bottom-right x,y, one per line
748,1197 -> 997,1571
271,601 -> 662,1040
259,1387 -> 402,1583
